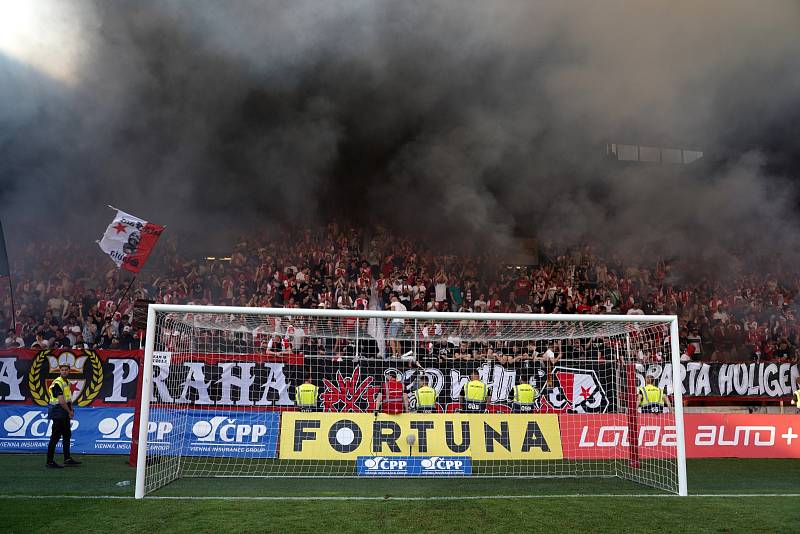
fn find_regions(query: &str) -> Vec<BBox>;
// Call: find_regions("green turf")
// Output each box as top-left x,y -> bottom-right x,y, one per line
0,455 -> 798,532
2,496 -> 799,534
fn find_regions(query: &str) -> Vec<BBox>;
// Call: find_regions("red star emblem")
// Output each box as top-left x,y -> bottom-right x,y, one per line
69,381 -> 79,394
579,386 -> 592,400
113,222 -> 127,234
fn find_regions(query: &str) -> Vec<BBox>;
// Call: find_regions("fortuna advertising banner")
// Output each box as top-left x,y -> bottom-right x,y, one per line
279,412 -> 564,460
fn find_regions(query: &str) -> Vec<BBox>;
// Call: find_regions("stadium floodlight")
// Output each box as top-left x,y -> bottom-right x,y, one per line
134,305 -> 686,498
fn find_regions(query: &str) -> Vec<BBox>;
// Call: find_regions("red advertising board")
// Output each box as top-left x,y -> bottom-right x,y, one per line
684,413 -> 800,458
561,414 -> 677,460
562,413 -> 800,459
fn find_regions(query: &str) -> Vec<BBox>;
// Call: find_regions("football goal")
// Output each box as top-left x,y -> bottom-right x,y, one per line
134,305 -> 686,497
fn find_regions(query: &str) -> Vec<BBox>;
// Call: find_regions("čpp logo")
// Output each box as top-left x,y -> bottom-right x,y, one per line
3,410 -> 79,438
363,457 -> 408,471
421,457 -> 464,471
98,413 -> 135,440
192,416 -> 267,443
97,413 -> 173,441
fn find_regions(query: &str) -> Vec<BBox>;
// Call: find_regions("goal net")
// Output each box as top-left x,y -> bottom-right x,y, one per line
135,305 -> 687,497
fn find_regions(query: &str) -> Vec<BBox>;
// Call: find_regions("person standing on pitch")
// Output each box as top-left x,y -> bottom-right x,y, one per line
791,377 -> 800,413
463,370 -> 487,413
511,375 -> 537,413
295,375 -> 319,412
637,375 -> 671,413
375,370 -> 408,415
46,363 -> 81,468
414,375 -> 437,413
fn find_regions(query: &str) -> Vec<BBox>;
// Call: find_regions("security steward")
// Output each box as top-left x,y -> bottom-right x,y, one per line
295,375 -> 319,412
638,376 -> 671,414
375,371 -> 409,415
463,370 -> 487,413
511,375 -> 538,413
46,363 -> 81,468
414,375 -> 437,413
791,377 -> 800,413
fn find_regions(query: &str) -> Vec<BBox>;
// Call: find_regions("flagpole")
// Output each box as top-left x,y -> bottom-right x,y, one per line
0,218 -> 15,331
7,273 -> 16,332
116,275 -> 137,315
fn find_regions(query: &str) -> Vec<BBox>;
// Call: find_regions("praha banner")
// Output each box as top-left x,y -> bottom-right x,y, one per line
0,349 -> 800,414
1,349 -> 614,412
0,349 -> 141,408
2,350 -> 798,411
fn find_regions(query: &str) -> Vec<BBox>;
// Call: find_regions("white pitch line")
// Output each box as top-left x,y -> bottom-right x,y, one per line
2,494 -> 799,500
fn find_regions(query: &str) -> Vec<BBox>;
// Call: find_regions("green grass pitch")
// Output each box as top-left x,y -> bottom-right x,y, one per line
0,455 -> 798,533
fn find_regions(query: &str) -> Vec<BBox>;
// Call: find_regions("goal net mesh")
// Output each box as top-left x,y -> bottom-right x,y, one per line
138,308 -> 682,495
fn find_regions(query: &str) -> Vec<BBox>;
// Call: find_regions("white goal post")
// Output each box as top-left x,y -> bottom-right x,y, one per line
135,304 -> 687,498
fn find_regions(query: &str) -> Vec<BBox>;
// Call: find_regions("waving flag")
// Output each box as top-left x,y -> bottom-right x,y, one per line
98,208 -> 164,273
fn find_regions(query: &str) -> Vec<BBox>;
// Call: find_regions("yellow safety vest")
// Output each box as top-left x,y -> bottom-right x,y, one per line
415,386 -> 436,408
49,376 -> 72,405
296,383 -> 318,407
512,383 -> 537,405
639,384 -> 663,406
465,380 -> 487,402
794,389 -> 800,407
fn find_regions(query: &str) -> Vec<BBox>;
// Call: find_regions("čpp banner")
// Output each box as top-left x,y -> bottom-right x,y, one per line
0,406 -> 279,458
357,456 -> 471,476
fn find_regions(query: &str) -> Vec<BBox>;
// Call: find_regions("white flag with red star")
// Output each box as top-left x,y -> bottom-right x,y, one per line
98,208 -> 164,273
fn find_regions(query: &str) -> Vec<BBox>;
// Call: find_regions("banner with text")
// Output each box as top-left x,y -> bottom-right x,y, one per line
0,349 -> 141,407
2,350 -> 798,411
356,456 -> 471,476
279,412 -> 563,460
561,413 -> 800,459
639,362 -> 800,397
0,405 -> 279,457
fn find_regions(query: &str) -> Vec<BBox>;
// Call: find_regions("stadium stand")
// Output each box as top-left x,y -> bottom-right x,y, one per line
0,225 -> 797,365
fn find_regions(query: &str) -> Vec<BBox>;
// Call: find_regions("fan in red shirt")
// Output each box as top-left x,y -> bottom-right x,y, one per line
514,274 -> 531,299
374,371 -> 408,415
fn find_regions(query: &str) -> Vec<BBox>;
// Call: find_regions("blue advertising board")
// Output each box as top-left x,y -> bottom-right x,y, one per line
356,456 -> 471,476
0,406 -> 279,458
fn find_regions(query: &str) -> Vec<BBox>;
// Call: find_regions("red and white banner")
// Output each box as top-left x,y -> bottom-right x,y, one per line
561,413 -> 800,459
98,208 -> 164,273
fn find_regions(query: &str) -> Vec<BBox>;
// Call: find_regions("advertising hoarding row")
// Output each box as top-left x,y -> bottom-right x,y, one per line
2,407 -> 797,459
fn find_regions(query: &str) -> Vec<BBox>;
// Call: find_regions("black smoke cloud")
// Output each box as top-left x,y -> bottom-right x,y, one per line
1,1 -> 799,270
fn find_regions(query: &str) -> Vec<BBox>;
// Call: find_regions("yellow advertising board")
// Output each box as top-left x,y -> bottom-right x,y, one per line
279,413 -> 563,460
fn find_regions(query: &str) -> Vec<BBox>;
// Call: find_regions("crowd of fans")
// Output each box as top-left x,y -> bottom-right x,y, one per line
1,225 -> 798,365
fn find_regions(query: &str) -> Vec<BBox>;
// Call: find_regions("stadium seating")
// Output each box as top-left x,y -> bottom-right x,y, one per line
1,226 -> 797,364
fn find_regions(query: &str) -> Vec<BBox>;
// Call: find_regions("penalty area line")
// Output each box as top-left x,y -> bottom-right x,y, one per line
2,493 -> 800,500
